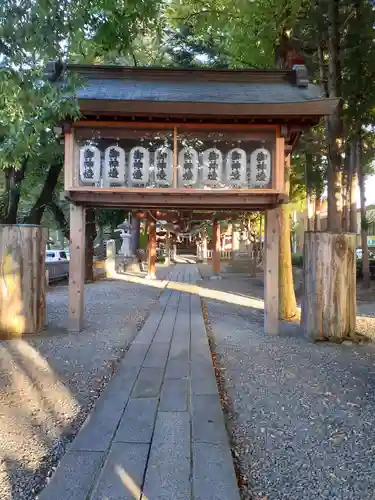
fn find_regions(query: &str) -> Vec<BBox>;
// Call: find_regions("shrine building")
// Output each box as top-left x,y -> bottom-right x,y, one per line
46,62 -> 338,334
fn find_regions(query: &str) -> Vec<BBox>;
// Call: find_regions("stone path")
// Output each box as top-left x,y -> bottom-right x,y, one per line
37,265 -> 239,500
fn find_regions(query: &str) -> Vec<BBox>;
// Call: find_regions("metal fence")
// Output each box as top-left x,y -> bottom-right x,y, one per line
206,250 -> 232,260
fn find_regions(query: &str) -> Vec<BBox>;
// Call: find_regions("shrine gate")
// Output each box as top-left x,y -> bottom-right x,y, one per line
47,62 -> 337,334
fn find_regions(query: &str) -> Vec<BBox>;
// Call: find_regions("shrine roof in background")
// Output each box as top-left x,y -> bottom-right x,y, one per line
47,62 -> 338,122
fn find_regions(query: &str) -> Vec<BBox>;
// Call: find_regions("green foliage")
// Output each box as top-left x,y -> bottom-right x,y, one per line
0,0 -> 163,224
139,231 -> 148,250
166,0 -> 307,68
291,253 -> 303,268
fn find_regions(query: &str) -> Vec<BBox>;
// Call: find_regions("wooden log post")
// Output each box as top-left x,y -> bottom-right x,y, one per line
212,219 -> 221,276
264,209 -> 280,335
0,224 -> 46,335
165,230 -> 171,266
301,232 -> 356,341
147,220 -> 157,279
68,205 -> 86,332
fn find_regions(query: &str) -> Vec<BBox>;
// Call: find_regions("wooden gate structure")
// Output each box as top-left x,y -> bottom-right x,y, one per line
48,62 -> 337,334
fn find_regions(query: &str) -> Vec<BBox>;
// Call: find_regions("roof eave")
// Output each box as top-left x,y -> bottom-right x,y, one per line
78,98 -> 339,119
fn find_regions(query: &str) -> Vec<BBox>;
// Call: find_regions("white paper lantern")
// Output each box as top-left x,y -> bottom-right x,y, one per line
79,146 -> 101,185
225,148 -> 246,185
154,147 -> 172,187
202,148 -> 223,185
103,146 -> 125,186
129,146 -> 150,186
178,147 -> 198,186
250,148 -> 271,187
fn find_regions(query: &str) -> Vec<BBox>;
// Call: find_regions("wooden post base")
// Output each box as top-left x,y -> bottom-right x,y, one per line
0,224 -> 46,335
301,232 -> 356,341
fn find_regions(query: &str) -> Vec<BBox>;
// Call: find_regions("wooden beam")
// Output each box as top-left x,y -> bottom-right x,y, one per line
78,99 -> 338,118
74,120 -> 278,131
147,219 -> 157,279
264,208 -> 280,335
68,205 -> 86,332
212,219 -> 221,275
63,188 -> 287,211
64,129 -> 75,190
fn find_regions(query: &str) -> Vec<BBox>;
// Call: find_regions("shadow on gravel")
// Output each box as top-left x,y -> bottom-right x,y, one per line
0,271 -> 169,500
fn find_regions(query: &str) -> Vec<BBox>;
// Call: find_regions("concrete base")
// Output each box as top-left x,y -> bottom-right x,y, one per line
115,256 -> 140,274
209,274 -> 222,280
145,273 -> 157,280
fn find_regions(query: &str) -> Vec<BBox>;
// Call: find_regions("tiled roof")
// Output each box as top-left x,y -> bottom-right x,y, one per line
74,77 -> 323,104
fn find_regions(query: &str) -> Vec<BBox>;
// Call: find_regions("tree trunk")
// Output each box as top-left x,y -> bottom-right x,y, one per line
326,0 -> 343,233
279,203 -> 298,319
5,159 -> 28,224
48,201 -> 69,239
279,153 -> 297,320
314,197 -> 322,231
0,224 -> 46,335
85,208 -> 95,282
305,152 -> 314,231
26,162 -> 63,224
349,139 -> 358,233
306,192 -> 314,231
301,232 -> 356,341
358,141 -> 370,287
342,170 -> 350,232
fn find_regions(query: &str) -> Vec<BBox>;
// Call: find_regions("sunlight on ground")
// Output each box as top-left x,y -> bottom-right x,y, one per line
115,465 -> 148,500
106,270 -> 265,309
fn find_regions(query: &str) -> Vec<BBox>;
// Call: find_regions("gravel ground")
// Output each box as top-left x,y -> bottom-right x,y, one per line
0,269 -> 169,500
198,267 -> 375,500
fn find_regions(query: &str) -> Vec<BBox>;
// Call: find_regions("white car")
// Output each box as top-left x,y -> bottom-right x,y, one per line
356,248 -> 375,259
46,249 -> 69,262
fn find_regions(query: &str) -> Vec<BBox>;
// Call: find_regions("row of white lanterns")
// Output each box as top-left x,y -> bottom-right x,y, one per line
79,145 -> 271,187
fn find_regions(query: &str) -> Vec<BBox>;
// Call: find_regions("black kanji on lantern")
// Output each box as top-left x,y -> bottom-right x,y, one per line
108,148 -> 120,178
183,150 -> 194,181
208,150 -> 219,181
156,151 -> 168,181
132,149 -> 144,180
255,150 -> 268,182
229,151 -> 241,181
83,149 -> 95,179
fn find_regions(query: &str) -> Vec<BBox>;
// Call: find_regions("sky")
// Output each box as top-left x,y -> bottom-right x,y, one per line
362,175 -> 375,207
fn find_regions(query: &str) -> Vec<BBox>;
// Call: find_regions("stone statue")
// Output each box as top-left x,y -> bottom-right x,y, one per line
115,219 -> 132,257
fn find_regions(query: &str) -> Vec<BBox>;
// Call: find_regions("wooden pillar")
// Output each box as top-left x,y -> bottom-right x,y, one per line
147,220 -> 157,279
264,208 -> 280,335
212,219 -> 221,275
68,204 -> 86,332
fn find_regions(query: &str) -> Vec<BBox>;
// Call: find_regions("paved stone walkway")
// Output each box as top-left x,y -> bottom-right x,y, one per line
38,265 -> 239,500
